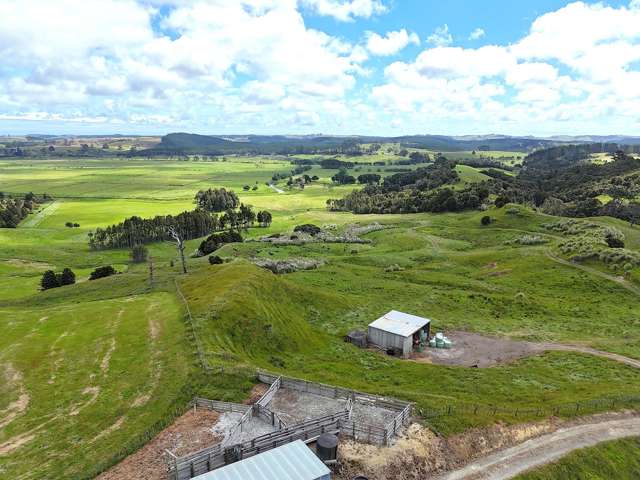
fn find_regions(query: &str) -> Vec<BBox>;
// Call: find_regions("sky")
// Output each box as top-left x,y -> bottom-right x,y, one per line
1,0 -> 639,136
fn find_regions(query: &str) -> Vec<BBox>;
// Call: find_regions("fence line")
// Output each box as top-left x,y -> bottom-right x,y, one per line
173,279 -> 212,372
420,395 -> 640,421
257,371 -> 410,410
257,371 -> 412,446
256,376 -> 281,407
193,397 -> 250,414
169,410 -> 349,480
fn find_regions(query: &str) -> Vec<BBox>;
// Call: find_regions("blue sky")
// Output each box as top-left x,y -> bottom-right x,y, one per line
1,0 -> 639,136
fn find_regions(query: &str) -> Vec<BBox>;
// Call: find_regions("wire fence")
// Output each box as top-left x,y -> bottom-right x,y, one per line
419,395 -> 640,421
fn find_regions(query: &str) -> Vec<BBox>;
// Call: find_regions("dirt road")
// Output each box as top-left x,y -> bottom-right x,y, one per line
414,331 -> 640,369
434,415 -> 640,480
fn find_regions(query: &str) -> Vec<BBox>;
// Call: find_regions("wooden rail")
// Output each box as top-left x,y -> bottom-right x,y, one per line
169,410 -> 349,479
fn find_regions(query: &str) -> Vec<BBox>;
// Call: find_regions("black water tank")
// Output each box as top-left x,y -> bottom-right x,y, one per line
316,433 -> 338,461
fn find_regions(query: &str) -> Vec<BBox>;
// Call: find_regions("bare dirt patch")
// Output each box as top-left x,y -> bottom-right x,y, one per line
411,331 -> 640,369
267,388 -> 346,424
244,383 -> 268,404
336,411 -> 640,480
0,432 -> 36,456
100,338 -> 116,373
413,332 -> 543,368
97,409 -> 222,480
0,364 -> 30,430
69,386 -> 100,416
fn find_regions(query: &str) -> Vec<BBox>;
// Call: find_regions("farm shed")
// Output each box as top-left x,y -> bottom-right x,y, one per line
368,310 -> 431,358
191,440 -> 330,480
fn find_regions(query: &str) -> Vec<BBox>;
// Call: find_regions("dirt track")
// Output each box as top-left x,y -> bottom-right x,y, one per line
434,415 -> 640,480
414,331 -> 640,369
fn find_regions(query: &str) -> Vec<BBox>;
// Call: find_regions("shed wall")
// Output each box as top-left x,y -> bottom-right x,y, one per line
368,326 -> 413,357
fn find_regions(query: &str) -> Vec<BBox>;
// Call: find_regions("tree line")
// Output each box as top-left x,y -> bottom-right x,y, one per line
89,188 -> 272,250
0,192 -> 52,228
327,158 -> 486,214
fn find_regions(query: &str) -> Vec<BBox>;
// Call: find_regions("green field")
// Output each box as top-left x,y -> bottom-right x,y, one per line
516,436 -> 640,479
1,156 -> 639,478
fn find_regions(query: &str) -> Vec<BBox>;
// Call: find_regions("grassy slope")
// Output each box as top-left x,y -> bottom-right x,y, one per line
181,207 -> 640,434
516,436 -> 640,480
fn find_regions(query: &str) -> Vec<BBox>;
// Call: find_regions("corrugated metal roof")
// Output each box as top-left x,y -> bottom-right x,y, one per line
368,310 -> 430,337
192,440 -> 330,480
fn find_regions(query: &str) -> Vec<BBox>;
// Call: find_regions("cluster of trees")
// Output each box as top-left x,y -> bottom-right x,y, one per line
331,169 -> 356,184
88,210 -> 218,249
395,151 -> 430,165
65,221 -> 80,228
486,148 -> 640,223
522,144 -> 638,172
357,173 -> 381,184
40,268 -> 76,291
197,230 -> 243,256
89,265 -> 117,280
256,210 -> 273,227
383,158 -> 459,191
320,159 -> 355,169
328,157 -> 465,214
271,164 -> 313,182
329,184 -> 488,214
286,174 -> 319,189
0,192 -> 51,228
194,188 -> 239,212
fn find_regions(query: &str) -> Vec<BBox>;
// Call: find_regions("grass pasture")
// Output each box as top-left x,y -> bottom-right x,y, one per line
1,155 -> 639,478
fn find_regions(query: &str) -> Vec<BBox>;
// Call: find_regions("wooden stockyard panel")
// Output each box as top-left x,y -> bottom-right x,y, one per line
170,411 -> 348,480
193,398 -> 251,414
167,374 -> 413,479
257,371 -> 413,446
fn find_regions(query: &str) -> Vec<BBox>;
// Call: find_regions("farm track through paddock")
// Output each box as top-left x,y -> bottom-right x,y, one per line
19,200 -> 62,228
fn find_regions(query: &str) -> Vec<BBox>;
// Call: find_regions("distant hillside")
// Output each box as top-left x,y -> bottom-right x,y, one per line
146,133 -> 566,155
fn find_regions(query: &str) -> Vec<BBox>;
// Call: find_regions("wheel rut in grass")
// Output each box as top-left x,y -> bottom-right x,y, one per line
545,249 -> 640,297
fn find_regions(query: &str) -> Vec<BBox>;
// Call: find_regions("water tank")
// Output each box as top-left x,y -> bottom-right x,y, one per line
316,433 -> 338,461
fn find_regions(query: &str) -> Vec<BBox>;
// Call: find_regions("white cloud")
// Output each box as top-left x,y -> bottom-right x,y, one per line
300,0 -> 387,21
372,1 -> 640,134
468,28 -> 485,40
366,29 -> 420,56
0,0 -> 369,130
426,24 -> 453,47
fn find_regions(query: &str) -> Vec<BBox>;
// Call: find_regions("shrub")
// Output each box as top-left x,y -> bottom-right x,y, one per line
481,215 -> 492,226
208,255 -> 223,265
197,230 -> 243,256
89,265 -> 116,280
293,224 -> 322,236
494,195 -> 510,208
508,235 -> 549,246
73,223 -> 80,227
58,268 -> 76,286
65,222 -> 73,228
40,270 -> 59,290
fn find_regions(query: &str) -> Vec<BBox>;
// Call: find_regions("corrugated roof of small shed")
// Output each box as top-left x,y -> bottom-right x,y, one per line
192,440 -> 330,480
368,310 -> 430,337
